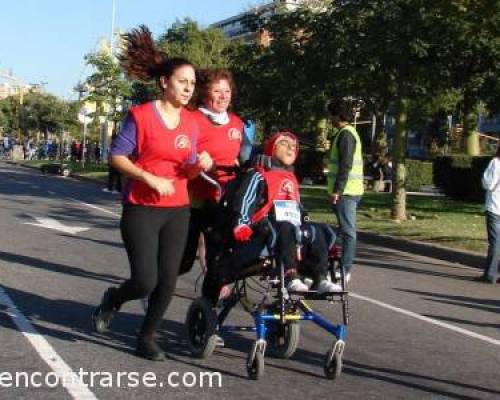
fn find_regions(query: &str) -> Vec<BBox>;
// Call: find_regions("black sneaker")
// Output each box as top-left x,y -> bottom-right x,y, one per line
473,275 -> 495,284
135,338 -> 165,361
92,288 -> 119,333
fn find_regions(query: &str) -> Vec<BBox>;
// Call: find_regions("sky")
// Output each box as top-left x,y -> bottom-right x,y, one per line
0,1 -> 266,99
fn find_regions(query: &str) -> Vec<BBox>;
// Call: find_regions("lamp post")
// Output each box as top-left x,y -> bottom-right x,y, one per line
110,0 -> 116,54
75,82 -> 91,167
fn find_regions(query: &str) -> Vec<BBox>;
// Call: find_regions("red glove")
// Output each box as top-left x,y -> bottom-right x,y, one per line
233,224 -> 253,241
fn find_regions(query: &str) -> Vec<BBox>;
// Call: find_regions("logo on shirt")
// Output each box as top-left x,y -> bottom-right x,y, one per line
175,134 -> 191,150
280,179 -> 295,197
228,128 -> 242,141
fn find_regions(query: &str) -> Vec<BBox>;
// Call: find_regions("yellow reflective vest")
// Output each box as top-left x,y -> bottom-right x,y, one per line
327,125 -> 364,196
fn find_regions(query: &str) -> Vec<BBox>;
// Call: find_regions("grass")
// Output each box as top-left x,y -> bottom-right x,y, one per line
301,186 -> 487,254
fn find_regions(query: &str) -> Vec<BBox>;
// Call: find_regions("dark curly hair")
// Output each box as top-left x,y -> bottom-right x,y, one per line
190,68 -> 235,109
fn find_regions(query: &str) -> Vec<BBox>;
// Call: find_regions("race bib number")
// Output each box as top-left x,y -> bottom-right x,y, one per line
274,200 -> 301,226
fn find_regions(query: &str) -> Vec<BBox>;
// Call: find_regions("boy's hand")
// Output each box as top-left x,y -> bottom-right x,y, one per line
233,224 -> 253,241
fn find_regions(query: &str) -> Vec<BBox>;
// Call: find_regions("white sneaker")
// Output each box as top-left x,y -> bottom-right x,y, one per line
317,279 -> 343,293
287,278 -> 309,292
102,188 -> 111,193
214,334 -> 225,347
303,277 -> 314,289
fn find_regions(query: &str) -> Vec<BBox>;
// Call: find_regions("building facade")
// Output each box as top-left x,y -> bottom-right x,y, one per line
210,0 -> 324,44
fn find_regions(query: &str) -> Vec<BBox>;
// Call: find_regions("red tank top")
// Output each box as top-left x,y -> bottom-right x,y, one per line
251,167 -> 301,224
188,110 -> 244,202
126,103 -> 198,207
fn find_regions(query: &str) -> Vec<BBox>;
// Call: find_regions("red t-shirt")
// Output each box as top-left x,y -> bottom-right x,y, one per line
126,103 -> 198,208
188,110 -> 244,202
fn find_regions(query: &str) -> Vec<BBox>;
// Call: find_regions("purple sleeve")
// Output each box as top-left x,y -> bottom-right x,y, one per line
110,114 -> 137,156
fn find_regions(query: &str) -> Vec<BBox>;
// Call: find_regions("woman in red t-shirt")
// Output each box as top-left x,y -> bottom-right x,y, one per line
179,69 -> 244,281
92,25 -> 212,361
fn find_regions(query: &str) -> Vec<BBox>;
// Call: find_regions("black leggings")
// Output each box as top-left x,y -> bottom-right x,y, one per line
112,205 -> 190,339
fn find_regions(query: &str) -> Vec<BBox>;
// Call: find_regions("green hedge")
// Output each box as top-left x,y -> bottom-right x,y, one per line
406,159 -> 433,191
433,155 -> 492,202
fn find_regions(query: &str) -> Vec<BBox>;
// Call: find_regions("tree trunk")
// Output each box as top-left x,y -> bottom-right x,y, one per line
391,97 -> 409,221
314,117 -> 328,151
466,129 -> 480,156
462,95 -> 480,156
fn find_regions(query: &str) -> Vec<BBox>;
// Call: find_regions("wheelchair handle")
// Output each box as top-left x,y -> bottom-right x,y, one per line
199,171 -> 222,199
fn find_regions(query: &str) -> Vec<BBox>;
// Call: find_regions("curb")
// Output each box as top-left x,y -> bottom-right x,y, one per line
6,161 -> 485,269
7,161 -> 105,186
358,231 -> 484,269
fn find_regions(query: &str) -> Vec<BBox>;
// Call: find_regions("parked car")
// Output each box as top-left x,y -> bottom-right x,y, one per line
40,163 -> 71,177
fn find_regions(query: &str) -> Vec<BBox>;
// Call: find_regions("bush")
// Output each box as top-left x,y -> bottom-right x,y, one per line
405,159 -> 433,191
433,155 -> 492,202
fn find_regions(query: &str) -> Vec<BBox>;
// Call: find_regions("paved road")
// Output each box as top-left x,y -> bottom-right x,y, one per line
0,161 -> 499,400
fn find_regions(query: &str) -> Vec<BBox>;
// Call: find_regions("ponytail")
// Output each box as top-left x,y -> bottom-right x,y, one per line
119,25 -> 194,82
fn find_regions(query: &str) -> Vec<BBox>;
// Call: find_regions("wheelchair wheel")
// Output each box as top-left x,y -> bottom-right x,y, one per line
324,346 -> 343,380
247,349 -> 265,380
185,297 -> 218,359
267,321 -> 300,359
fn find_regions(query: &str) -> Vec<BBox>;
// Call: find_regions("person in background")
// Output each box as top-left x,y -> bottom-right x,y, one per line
477,144 -> 500,284
91,25 -> 213,361
326,100 -> 364,284
103,134 -> 123,194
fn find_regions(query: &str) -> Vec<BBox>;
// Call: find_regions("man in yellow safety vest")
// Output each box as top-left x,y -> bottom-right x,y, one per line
327,100 -> 364,283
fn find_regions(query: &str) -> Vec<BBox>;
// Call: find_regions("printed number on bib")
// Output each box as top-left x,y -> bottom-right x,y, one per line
274,200 -> 301,226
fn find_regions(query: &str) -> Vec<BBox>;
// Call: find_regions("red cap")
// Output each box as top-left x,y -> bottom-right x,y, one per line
264,131 -> 299,157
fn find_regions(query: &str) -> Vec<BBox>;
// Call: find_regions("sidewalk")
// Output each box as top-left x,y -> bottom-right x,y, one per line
8,160 -> 485,270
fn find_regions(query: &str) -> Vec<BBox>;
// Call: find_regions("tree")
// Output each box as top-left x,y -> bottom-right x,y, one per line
0,92 -> 77,141
444,1 -> 500,155
158,18 -> 233,68
84,47 -> 133,134
314,0 -> 487,220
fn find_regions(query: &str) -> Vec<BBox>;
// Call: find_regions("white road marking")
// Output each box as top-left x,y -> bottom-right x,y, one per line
66,197 -> 120,218
24,216 -> 89,235
0,286 -> 98,399
351,292 -> 500,347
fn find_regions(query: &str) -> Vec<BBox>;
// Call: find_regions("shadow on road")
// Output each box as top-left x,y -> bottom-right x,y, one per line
0,250 -> 123,284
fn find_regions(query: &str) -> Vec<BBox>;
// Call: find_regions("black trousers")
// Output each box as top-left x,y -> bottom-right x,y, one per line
112,205 -> 190,339
107,165 -> 122,192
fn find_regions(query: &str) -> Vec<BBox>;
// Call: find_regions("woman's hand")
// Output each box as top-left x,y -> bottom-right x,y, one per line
142,171 -> 175,196
198,151 -> 214,172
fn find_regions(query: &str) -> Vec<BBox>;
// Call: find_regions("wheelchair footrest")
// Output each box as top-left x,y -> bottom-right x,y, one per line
289,290 -> 348,300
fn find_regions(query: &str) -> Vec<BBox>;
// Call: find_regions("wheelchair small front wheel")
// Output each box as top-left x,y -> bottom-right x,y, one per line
267,321 -> 300,359
247,349 -> 265,380
324,347 -> 342,380
185,297 -> 218,359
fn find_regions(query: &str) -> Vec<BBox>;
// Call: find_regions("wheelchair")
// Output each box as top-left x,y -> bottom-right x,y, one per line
184,174 -> 350,380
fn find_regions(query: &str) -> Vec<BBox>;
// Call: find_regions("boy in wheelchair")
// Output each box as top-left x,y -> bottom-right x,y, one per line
202,131 -> 343,305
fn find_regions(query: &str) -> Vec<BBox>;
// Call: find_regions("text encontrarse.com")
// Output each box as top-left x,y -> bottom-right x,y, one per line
0,369 -> 223,389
